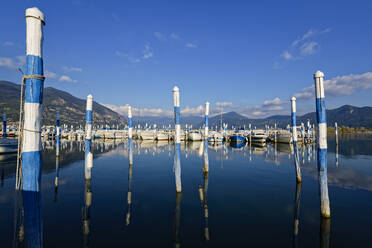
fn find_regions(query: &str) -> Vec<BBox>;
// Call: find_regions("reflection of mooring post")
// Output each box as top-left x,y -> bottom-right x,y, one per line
85,95 -> 93,180
293,182 -> 302,248
204,102 -> 209,139
173,86 -> 182,193
173,192 -> 182,248
335,143 -> 339,167
314,70 -> 331,218
56,111 -> 60,157
2,113 -> 6,138
82,178 -> 92,247
126,138 -> 133,226
291,97 -> 302,183
54,155 -> 59,203
21,7 -> 45,193
320,217 -> 331,248
199,170 -> 210,241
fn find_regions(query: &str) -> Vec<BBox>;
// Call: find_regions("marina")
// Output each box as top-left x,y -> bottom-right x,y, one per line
1,2 -> 372,247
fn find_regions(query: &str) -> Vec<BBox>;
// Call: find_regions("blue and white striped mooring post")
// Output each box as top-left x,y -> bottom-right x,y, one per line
56,111 -> 60,157
85,95 -> 93,180
291,97 -> 302,183
173,86 -> 182,193
314,70 -> 331,218
204,102 -> 209,139
2,113 -> 6,138
21,8 -> 45,248
21,7 -> 45,193
128,105 -> 133,141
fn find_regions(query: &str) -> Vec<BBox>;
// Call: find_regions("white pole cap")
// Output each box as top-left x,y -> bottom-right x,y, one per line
86,94 -> 93,111
26,7 -> 45,25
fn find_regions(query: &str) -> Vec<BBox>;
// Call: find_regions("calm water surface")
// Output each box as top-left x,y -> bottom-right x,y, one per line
1,134 -> 372,247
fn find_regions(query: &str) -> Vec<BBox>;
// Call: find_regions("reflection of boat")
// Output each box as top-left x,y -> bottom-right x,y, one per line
0,153 -> 17,163
188,130 -> 202,141
276,143 -> 294,154
251,130 -> 267,144
229,133 -> 245,143
230,142 -> 245,149
0,138 -> 18,154
276,130 -> 293,144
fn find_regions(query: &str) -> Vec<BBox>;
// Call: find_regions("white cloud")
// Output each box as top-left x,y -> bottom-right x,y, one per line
103,104 -> 172,117
280,28 -> 330,62
292,28 -> 331,47
181,105 -> 204,116
263,97 -> 283,106
154,32 -> 166,41
294,72 -> 372,100
45,71 -> 57,79
0,56 -> 25,70
170,33 -> 180,40
59,75 -> 77,83
215,102 -> 233,107
63,66 -> 83,72
185,43 -> 197,48
116,50 -> 141,63
3,41 -> 14,46
281,51 -> 295,60
300,41 -> 318,55
143,44 -> 153,59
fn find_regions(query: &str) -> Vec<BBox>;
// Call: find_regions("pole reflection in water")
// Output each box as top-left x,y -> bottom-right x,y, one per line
335,144 -> 339,167
82,175 -> 92,247
126,138 -> 134,226
293,182 -> 301,248
199,142 -> 210,241
174,143 -> 182,193
54,153 -> 60,203
320,217 -> 331,248
173,192 -> 182,248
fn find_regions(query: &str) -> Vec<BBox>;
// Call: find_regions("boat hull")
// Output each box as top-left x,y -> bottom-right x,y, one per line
229,135 -> 245,143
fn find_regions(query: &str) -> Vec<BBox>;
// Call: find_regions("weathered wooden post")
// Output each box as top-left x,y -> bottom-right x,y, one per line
314,70 -> 331,218
291,97 -> 302,182
2,113 -> 6,138
173,86 -> 182,192
85,95 -> 93,180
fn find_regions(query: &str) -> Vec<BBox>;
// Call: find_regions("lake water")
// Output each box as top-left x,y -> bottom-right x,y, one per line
1,134 -> 372,247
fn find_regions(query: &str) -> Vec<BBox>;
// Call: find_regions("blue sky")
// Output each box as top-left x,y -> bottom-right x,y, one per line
1,0 -> 372,118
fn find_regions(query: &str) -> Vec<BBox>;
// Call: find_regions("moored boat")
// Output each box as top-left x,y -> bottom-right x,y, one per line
0,139 -> 18,154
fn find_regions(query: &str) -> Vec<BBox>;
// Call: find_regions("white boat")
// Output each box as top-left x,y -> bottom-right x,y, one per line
156,131 -> 169,140
140,130 -> 156,140
0,139 -> 18,154
207,131 -> 223,142
251,130 -> 268,144
188,130 -> 202,141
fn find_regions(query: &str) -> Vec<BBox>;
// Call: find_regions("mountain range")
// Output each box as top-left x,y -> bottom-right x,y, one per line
0,80 -> 126,127
1,80 -> 371,129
